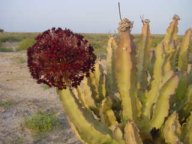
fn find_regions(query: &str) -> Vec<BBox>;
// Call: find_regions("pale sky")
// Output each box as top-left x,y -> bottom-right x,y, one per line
0,0 -> 191,34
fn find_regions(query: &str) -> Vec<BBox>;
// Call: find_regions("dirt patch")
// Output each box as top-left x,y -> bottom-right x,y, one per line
0,52 -> 81,144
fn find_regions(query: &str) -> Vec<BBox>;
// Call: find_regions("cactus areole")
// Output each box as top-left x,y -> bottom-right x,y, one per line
27,28 -> 96,89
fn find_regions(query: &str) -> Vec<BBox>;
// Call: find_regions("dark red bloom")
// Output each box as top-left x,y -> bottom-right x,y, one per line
27,28 -> 96,89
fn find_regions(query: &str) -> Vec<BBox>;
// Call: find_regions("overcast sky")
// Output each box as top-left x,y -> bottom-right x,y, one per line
0,0 -> 191,34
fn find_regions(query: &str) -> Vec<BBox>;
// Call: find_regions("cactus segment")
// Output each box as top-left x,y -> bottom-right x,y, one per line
59,88 -> 118,144
115,30 -> 137,121
162,112 -> 181,144
106,37 -> 117,97
137,19 -> 151,92
162,15 -> 179,74
163,15 -> 180,45
178,28 -> 192,72
77,78 -> 97,110
88,60 -> 102,101
150,75 -> 179,129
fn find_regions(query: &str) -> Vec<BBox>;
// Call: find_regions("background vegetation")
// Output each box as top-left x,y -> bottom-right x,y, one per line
0,32 -> 190,59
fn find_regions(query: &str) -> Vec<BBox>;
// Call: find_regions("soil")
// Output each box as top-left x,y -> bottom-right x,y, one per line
0,52 -> 81,144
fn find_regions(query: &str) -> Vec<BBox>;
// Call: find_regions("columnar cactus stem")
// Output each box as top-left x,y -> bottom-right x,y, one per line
137,18 -> 151,93
89,60 -> 103,102
115,18 -> 137,121
76,78 -> 97,111
106,37 -> 118,98
162,15 -> 180,74
149,75 -> 179,129
178,28 -> 192,72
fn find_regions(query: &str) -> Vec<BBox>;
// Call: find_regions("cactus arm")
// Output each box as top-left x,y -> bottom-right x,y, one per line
178,28 -> 192,72
137,19 -> 151,92
124,121 -> 143,144
88,60 -> 103,102
99,72 -> 106,99
149,75 -> 179,129
68,121 -> 85,143
161,112 -> 181,144
163,15 -> 179,45
59,88 -> 119,144
77,78 -> 97,110
106,37 -> 117,97
162,15 -> 179,74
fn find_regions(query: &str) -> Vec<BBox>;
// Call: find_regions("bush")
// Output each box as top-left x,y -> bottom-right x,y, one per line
16,38 -> 35,51
24,111 -> 60,133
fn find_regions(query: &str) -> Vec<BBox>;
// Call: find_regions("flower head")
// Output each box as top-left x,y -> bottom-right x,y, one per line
27,28 -> 96,89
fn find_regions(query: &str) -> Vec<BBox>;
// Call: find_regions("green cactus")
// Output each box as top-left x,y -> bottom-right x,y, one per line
28,14 -> 192,144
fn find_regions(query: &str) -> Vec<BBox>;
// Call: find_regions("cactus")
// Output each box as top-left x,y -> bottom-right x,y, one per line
27,15 -> 192,144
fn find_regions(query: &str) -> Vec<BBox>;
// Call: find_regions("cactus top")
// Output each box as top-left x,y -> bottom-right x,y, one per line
173,14 -> 180,21
27,28 -> 96,89
118,18 -> 133,33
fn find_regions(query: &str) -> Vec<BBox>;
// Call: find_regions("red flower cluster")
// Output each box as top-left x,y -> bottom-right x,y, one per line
27,28 -> 96,89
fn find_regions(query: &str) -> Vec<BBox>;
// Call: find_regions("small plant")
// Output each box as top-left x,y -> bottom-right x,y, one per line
16,38 -> 35,51
0,47 -> 14,52
25,111 -> 60,133
0,99 -> 14,109
27,15 -> 192,143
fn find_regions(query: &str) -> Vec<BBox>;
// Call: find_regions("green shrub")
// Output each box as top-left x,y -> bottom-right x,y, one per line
16,38 -> 35,51
25,111 -> 60,133
0,47 -> 14,52
0,99 -> 14,108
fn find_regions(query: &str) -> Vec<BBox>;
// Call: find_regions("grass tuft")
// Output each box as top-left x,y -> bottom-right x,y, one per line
0,99 -> 14,108
24,111 -> 60,133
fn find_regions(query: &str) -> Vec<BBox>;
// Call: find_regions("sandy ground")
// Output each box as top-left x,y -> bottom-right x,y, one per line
0,52 -> 81,144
